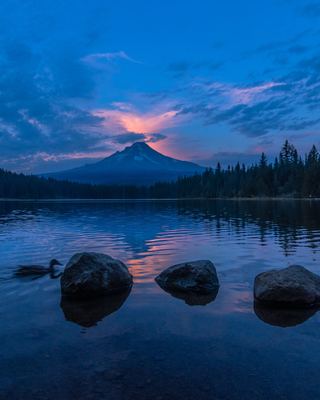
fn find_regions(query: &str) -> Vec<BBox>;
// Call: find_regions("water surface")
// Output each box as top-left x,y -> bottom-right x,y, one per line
1,200 -> 320,400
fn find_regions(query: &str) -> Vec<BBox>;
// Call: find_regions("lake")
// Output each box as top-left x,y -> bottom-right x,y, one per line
1,199 -> 320,400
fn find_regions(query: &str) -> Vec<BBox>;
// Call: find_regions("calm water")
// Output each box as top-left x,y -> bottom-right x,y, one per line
1,200 -> 320,400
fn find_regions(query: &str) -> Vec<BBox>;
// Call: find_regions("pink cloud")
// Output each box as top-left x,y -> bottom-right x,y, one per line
230,82 -> 285,105
93,103 -> 183,135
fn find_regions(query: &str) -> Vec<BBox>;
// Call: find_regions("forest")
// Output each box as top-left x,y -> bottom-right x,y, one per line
0,141 -> 319,199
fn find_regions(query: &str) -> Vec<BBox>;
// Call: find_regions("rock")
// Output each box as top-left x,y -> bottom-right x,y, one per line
254,301 -> 318,327
254,265 -> 320,307
155,260 -> 219,295
60,287 -> 131,327
61,252 -> 133,298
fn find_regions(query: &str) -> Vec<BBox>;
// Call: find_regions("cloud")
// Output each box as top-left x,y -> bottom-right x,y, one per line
146,133 -> 167,143
94,103 -> 183,134
1,0 -> 320,173
2,149 -> 114,173
0,38 -> 109,168
111,132 -> 167,145
0,34 -> 173,171
82,51 -> 141,66
176,40 -> 320,138
190,81 -> 286,107
178,80 -> 292,137
228,82 -> 286,105
112,132 -> 146,144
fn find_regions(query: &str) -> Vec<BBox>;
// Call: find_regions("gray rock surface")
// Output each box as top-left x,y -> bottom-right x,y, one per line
61,252 -> 133,298
155,260 -> 219,294
254,265 -> 320,307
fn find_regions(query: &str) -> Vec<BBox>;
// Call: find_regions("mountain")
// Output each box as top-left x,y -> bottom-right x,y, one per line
43,142 -> 205,185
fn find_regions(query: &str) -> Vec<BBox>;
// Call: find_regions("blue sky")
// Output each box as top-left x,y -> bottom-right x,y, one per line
1,0 -> 320,172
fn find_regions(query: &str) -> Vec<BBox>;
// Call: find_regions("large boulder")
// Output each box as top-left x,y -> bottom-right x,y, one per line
254,265 -> 320,307
155,260 -> 219,295
61,252 -> 133,298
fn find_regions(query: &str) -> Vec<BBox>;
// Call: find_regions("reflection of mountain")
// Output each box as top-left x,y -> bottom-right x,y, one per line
60,288 -> 131,327
254,302 -> 318,327
43,142 -> 205,185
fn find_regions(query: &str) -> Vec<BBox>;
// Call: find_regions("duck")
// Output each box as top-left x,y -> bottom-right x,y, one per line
15,259 -> 62,277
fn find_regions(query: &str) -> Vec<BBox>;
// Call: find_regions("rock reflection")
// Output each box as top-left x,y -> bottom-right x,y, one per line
254,301 -> 318,327
60,288 -> 131,327
158,286 -> 219,306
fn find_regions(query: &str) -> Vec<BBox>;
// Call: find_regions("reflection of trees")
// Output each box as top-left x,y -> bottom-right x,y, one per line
176,200 -> 320,257
1,199 -> 320,258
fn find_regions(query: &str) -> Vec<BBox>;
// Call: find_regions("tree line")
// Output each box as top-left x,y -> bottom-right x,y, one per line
0,140 -> 320,199
172,140 -> 320,198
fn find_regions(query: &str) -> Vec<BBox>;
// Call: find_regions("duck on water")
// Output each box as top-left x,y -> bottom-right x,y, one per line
15,259 -> 62,278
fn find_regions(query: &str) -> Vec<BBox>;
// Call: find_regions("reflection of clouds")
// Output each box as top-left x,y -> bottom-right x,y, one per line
2,201 -> 320,345
1,201 -> 320,286
126,228 -> 211,283
204,283 -> 252,315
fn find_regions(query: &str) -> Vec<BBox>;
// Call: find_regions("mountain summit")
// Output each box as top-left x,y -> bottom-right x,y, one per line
44,142 -> 205,185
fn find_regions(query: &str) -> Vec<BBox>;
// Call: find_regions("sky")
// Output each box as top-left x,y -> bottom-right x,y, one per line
1,0 -> 320,172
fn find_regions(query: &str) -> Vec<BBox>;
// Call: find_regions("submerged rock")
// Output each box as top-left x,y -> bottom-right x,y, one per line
254,265 -> 320,307
61,252 -> 133,298
254,301 -> 318,327
61,287 -> 131,327
155,260 -> 219,295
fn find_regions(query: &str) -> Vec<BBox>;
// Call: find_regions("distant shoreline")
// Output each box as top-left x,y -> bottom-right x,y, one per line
0,197 -> 320,202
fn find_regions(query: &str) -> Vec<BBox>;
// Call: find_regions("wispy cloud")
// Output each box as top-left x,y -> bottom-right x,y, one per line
191,80 -> 286,107
178,74 -> 318,137
226,82 -> 286,105
82,51 -> 141,66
